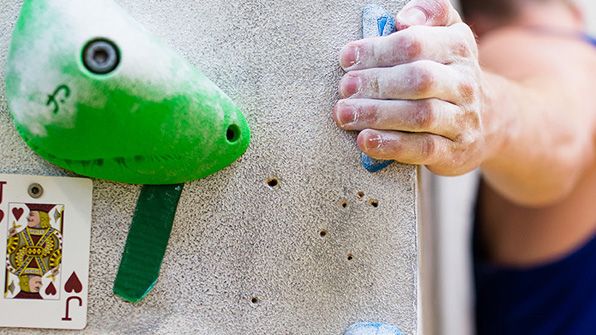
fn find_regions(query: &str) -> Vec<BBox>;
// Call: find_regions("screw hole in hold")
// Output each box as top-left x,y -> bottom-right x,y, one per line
266,177 -> 279,189
28,183 -> 43,199
368,199 -> 379,208
82,38 -> 120,75
251,297 -> 259,304
226,124 -> 241,143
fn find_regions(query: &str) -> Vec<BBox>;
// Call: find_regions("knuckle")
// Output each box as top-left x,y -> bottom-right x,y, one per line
452,41 -> 471,58
455,131 -> 475,146
457,81 -> 477,103
410,62 -> 435,95
367,74 -> 381,95
429,0 -> 451,22
453,23 -> 478,56
394,33 -> 423,60
413,100 -> 436,129
464,108 -> 482,128
420,137 -> 436,159
360,103 -> 380,123
453,22 -> 474,36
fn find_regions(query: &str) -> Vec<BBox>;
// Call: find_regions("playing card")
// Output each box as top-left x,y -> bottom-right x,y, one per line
0,174 -> 92,330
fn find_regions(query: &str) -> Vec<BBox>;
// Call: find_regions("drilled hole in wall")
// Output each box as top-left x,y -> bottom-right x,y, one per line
368,199 -> 379,208
319,229 -> 328,238
347,253 -> 354,261
339,198 -> 348,208
266,177 -> 279,189
251,297 -> 259,304
356,191 -> 365,199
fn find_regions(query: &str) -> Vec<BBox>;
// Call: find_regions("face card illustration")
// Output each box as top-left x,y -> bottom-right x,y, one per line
5,203 -> 64,301
0,174 -> 92,330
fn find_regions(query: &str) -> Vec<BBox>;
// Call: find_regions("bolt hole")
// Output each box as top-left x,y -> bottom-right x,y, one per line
347,254 -> 354,261
356,191 -> 365,199
319,230 -> 328,238
82,38 -> 120,75
368,199 -> 379,208
339,198 -> 348,208
226,124 -> 241,143
251,297 -> 259,304
28,183 -> 43,199
93,49 -> 109,65
266,177 -> 279,189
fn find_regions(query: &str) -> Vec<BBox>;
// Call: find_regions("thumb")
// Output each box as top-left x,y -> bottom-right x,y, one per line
396,0 -> 462,28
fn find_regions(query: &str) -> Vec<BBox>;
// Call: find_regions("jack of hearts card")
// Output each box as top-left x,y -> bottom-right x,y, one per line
0,174 -> 92,330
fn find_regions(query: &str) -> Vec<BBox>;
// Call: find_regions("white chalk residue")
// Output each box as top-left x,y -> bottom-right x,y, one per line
8,0 -> 225,136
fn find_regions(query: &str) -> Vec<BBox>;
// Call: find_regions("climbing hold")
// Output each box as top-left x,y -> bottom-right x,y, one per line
362,4 -> 397,38
360,5 -> 396,173
113,184 -> 184,302
360,153 -> 394,173
344,322 -> 403,335
5,0 -> 250,185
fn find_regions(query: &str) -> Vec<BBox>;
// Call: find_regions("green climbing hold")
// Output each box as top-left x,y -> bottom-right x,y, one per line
113,184 -> 184,302
5,0 -> 250,185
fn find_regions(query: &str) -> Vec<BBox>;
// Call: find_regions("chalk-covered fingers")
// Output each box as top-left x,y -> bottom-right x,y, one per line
396,0 -> 462,28
340,23 -> 477,71
357,129 -> 452,165
333,0 -> 489,175
339,60 -> 479,105
356,129 -> 484,175
333,98 -> 468,140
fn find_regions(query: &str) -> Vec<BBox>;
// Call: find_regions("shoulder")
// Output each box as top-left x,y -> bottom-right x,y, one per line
478,27 -> 595,79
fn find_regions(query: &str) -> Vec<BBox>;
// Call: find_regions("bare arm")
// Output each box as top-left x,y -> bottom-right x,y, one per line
479,32 -> 595,205
333,0 -> 596,206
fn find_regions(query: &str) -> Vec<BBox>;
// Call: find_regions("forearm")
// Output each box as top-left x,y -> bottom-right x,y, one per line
480,71 -> 595,206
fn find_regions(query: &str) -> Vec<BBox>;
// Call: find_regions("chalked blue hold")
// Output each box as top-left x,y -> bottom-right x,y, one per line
362,4 -> 397,38
360,153 -> 394,173
360,5 -> 397,173
344,322 -> 403,335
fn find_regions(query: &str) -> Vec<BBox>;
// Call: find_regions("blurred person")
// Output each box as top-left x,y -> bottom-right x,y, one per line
334,0 -> 596,333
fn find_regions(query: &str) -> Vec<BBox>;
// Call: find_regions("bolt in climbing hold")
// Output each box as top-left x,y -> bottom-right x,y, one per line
83,39 -> 120,75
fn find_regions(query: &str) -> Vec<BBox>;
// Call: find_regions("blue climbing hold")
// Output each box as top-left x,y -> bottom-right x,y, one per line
344,322 -> 403,335
362,4 -> 397,39
361,153 -> 394,173
377,16 -> 389,36
360,5 -> 397,173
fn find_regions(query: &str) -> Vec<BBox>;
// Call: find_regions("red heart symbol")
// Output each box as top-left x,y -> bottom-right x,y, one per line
45,281 -> 57,296
65,272 -> 83,294
0,210 -> 4,222
12,207 -> 24,221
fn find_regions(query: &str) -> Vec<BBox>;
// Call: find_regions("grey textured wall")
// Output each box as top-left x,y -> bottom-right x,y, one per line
0,1 -> 419,334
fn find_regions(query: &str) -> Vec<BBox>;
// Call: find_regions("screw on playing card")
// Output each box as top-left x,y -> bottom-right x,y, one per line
0,174 -> 92,330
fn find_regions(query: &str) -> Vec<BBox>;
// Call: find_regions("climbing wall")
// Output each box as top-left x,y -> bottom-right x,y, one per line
0,0 -> 419,334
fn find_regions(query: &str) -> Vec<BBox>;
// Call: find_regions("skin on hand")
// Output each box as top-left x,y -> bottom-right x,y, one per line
334,0 -> 596,265
334,0 -> 497,177
334,0 -> 595,207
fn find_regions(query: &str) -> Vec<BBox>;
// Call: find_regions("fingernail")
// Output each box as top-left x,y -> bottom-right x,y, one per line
364,134 -> 383,150
397,7 -> 427,26
340,45 -> 361,69
334,102 -> 356,126
340,75 -> 361,98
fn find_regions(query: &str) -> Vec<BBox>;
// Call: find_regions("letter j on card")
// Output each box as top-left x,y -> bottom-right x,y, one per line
0,174 -> 92,330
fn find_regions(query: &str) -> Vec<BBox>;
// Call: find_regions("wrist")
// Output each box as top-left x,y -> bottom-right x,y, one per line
478,71 -> 517,165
